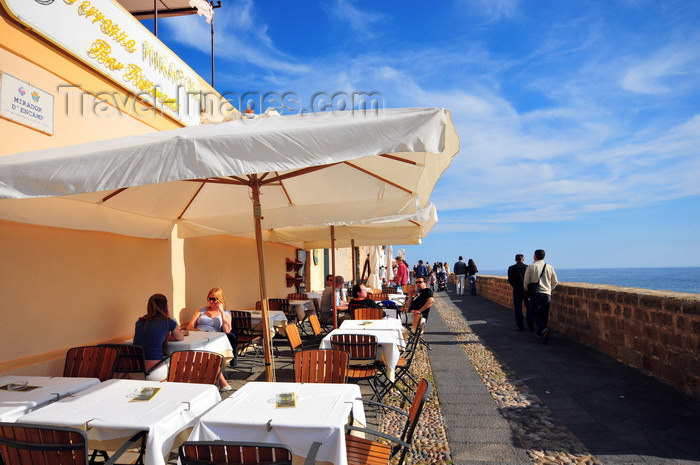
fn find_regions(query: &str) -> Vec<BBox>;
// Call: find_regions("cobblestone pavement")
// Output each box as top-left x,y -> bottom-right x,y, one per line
386,296 -> 601,465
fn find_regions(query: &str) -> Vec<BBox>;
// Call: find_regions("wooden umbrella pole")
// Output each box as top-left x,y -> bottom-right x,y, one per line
251,175 -> 275,382
330,225 -> 337,329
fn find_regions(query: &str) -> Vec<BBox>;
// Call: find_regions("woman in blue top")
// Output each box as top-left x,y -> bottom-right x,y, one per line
186,287 -> 233,391
133,293 -> 183,381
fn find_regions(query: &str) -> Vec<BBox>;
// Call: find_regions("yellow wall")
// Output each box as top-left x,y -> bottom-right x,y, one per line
181,236 -> 302,322
0,219 -> 173,375
0,7 -> 240,376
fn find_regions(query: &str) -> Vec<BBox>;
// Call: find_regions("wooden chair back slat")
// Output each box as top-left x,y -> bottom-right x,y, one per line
285,324 -> 303,352
368,292 -> 389,302
0,423 -> 89,465
352,307 -> 384,320
63,346 -> 118,382
179,441 -> 293,465
308,314 -> 323,337
294,349 -> 349,383
98,344 -> 147,376
330,334 -> 377,362
286,293 -> 307,300
167,350 -> 222,386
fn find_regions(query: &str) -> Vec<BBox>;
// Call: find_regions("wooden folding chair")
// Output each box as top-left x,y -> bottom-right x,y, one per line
294,349 -> 349,384
229,310 -> 263,367
0,422 -> 145,465
351,307 -> 384,320
284,323 -> 303,354
179,441 -> 322,465
330,334 -> 384,400
167,350 -> 223,386
344,379 -> 432,465
63,345 -> 118,382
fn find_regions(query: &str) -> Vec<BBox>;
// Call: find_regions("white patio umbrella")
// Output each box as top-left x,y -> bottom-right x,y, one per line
385,245 -> 395,282
0,107 -> 459,381
261,201 -> 438,249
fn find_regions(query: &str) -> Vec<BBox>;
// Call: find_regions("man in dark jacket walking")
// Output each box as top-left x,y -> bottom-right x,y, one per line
508,254 -> 529,331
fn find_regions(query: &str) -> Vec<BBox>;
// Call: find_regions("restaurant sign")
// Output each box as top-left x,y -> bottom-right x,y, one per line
0,0 -> 202,126
0,72 -> 55,135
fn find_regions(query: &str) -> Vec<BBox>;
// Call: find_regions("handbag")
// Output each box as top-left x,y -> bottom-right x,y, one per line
527,264 -> 547,298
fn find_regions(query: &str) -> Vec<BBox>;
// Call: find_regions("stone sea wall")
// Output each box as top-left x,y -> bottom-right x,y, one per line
475,275 -> 700,399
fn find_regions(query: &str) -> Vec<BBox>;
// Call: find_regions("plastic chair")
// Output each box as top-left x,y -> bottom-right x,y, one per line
294,349 -> 349,384
351,307 -> 384,320
179,441 -> 322,465
0,422 -> 144,465
344,379 -> 432,465
167,350 -> 223,386
330,334 -> 383,400
63,345 -> 118,382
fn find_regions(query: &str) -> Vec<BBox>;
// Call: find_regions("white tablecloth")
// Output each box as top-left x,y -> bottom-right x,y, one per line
248,310 -> 287,333
0,375 -> 99,422
18,379 -> 221,465
167,331 -> 233,362
340,319 -> 404,341
288,300 -> 315,320
189,382 -> 364,465
320,329 -> 405,381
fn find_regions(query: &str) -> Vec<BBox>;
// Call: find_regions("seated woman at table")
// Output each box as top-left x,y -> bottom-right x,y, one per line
133,293 -> 184,381
186,287 -> 232,391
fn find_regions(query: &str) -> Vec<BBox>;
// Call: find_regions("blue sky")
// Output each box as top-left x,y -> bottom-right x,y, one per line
148,0 -> 700,270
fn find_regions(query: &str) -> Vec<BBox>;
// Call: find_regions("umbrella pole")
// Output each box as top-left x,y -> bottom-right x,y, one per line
251,176 -> 275,382
330,225 -> 337,329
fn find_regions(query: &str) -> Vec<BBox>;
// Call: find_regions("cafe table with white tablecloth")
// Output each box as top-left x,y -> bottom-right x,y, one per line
189,382 -> 365,465
288,300 -> 315,320
0,375 -> 99,422
319,328 -> 405,381
339,319 -> 405,341
126,330 -> 234,365
166,330 -> 233,363
18,378 -> 220,465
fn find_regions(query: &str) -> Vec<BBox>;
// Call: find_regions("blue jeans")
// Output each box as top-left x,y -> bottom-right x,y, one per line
468,275 -> 477,295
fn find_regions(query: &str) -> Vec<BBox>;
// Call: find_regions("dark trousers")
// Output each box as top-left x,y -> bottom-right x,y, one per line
528,292 -> 551,335
513,291 -> 526,329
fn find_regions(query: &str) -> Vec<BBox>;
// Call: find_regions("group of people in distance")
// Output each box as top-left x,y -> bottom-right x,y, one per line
132,287 -> 234,391
320,273 -> 435,326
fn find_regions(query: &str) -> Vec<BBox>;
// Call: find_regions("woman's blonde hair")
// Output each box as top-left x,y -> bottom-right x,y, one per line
207,287 -> 226,309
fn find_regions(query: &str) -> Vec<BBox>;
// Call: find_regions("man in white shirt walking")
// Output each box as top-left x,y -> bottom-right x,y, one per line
523,249 -> 558,344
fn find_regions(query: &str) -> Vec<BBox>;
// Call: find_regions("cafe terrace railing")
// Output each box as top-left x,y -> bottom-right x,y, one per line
474,275 -> 700,399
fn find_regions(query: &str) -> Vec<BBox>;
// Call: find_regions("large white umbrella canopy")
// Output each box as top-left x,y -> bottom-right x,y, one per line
263,201 -> 438,249
0,108 -> 457,238
0,107 -> 459,381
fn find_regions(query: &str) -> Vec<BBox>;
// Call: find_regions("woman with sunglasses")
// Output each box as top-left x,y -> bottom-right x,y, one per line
187,287 -> 232,333
186,287 -> 233,391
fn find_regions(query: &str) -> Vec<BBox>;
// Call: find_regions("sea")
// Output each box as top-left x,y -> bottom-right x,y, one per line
480,267 -> 700,295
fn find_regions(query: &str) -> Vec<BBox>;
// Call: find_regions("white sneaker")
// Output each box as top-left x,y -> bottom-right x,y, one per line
220,385 -> 233,392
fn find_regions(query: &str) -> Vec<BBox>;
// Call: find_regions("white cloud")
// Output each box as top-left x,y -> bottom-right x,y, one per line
622,45 -> 700,95
323,0 -> 385,38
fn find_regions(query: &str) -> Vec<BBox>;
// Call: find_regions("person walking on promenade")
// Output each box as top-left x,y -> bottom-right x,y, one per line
467,259 -> 479,295
523,249 -> 558,344
394,256 -> 409,287
414,260 -> 428,283
453,256 -> 467,295
508,254 -> 529,331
